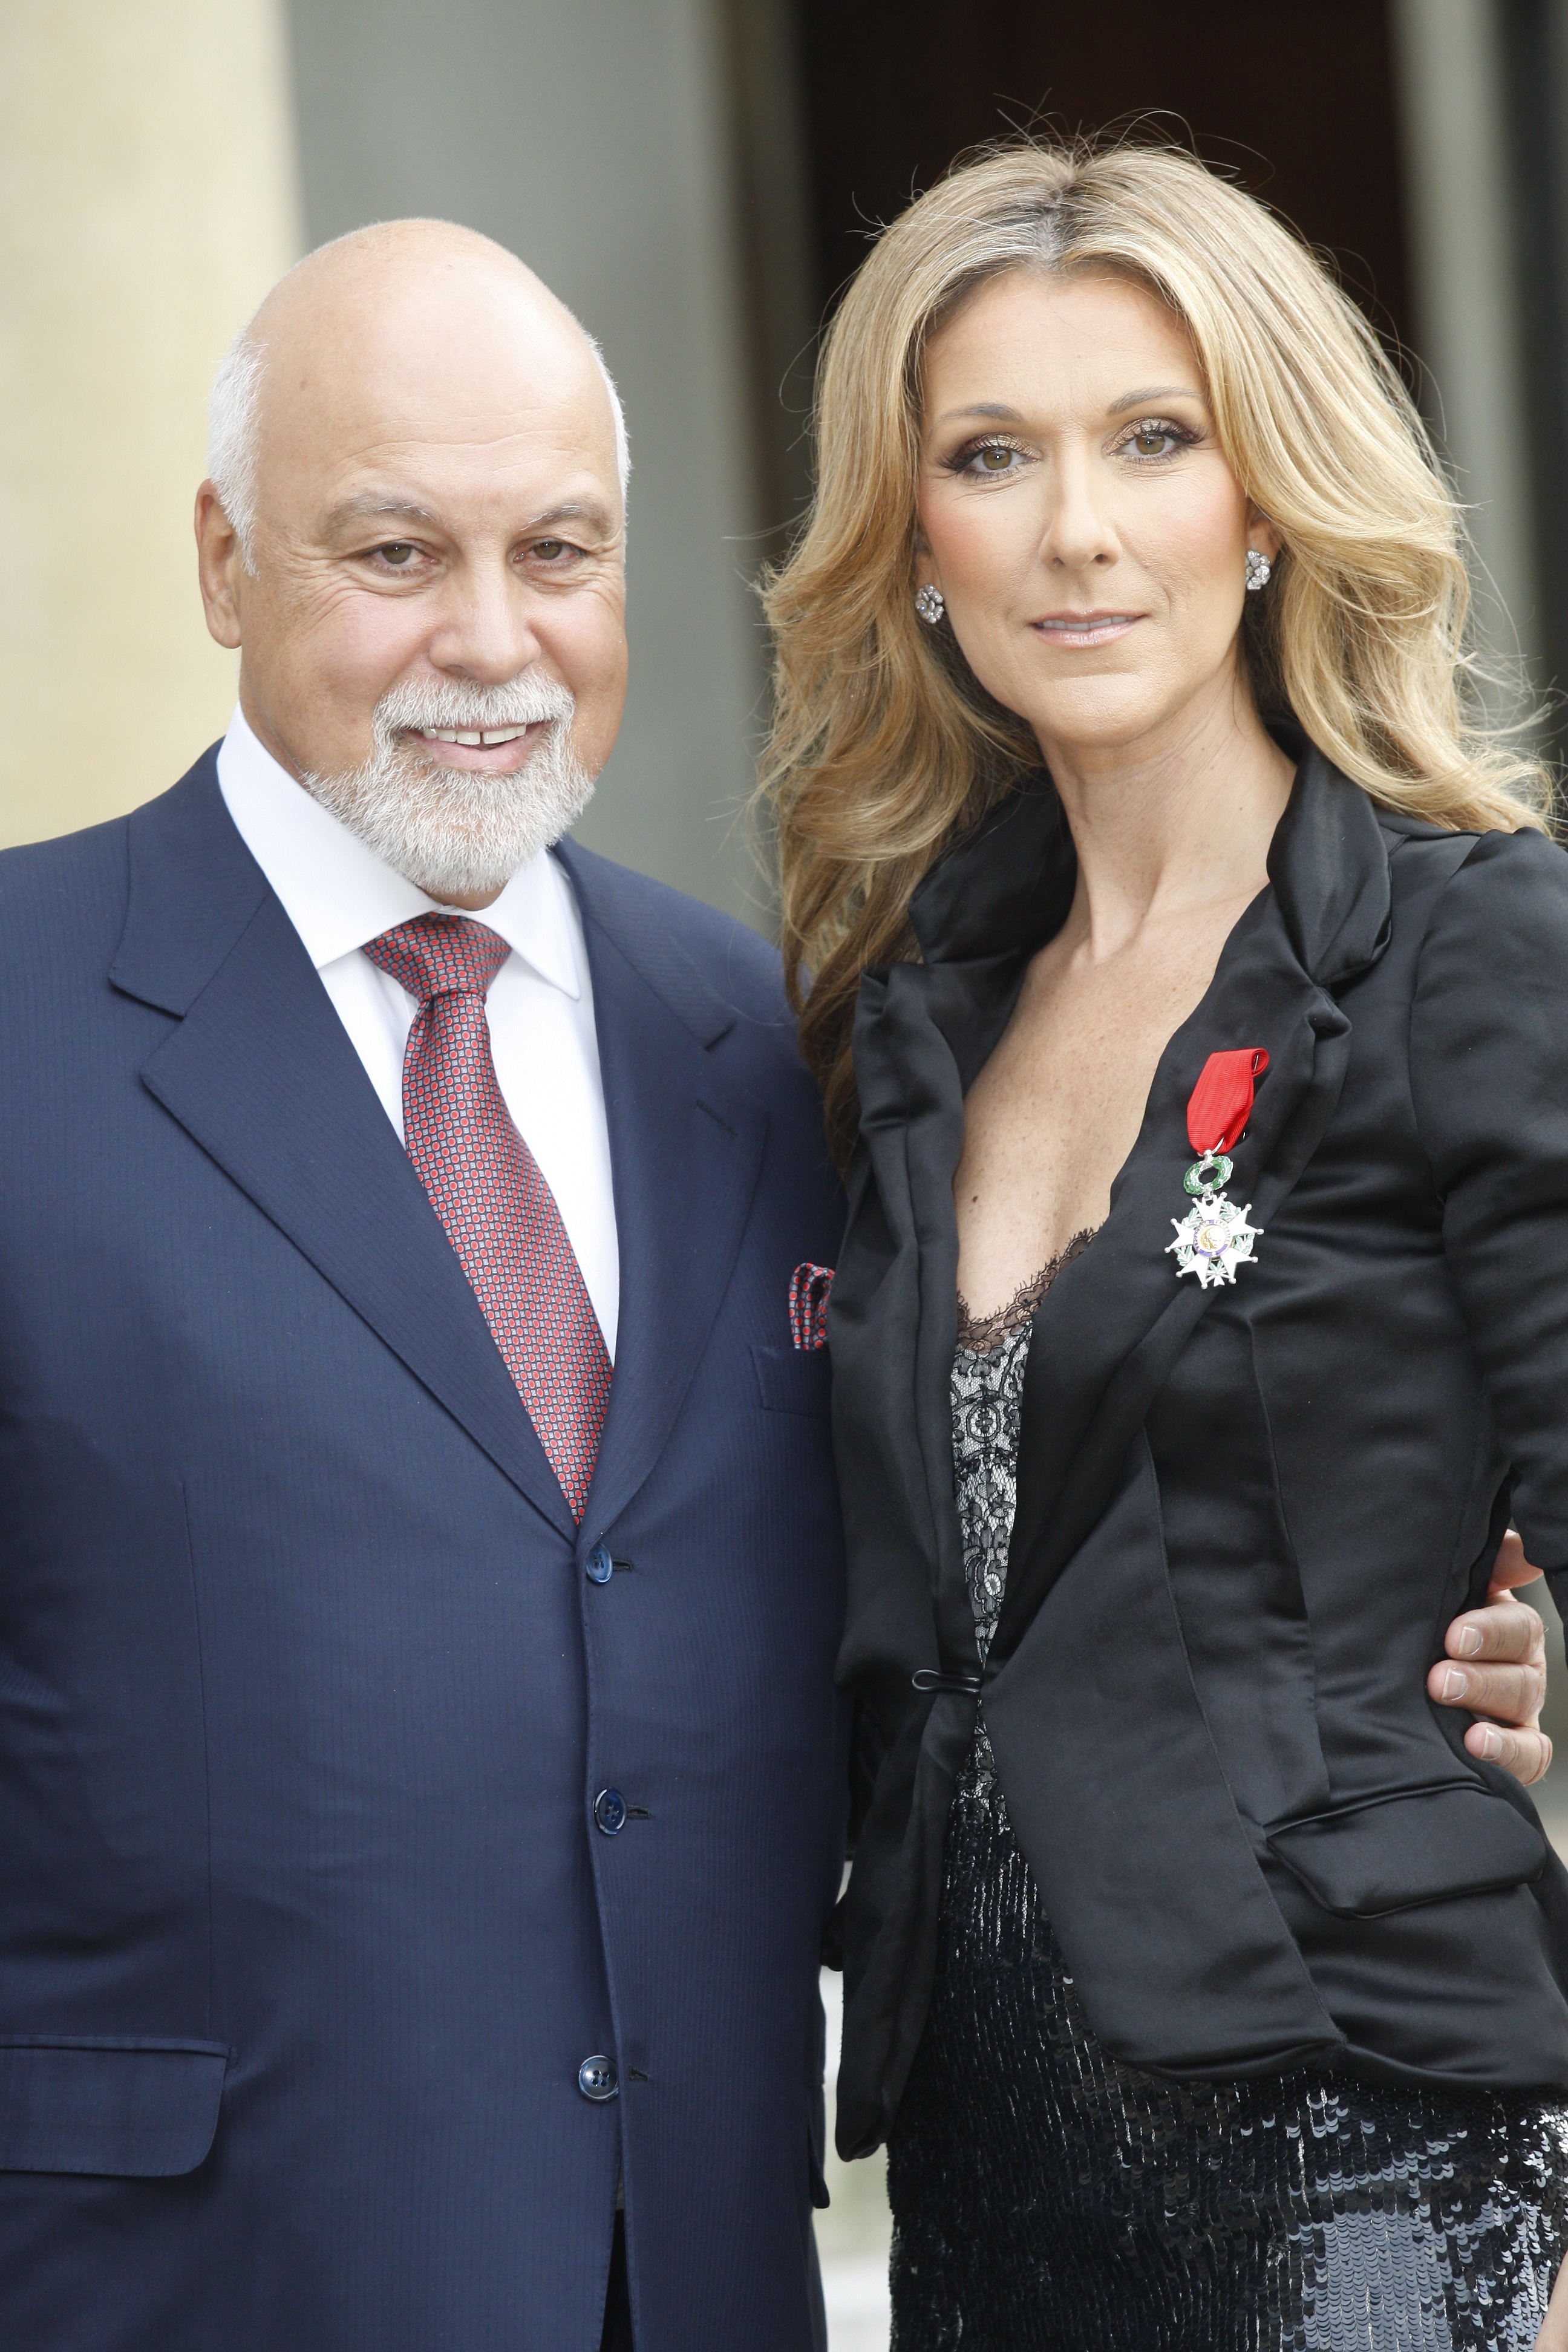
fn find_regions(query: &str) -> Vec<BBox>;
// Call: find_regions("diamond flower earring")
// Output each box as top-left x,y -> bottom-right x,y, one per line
915,583 -> 946,626
1245,548 -> 1273,593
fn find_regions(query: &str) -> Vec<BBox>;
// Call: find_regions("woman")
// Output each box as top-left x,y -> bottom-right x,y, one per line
763,143 -> 1568,2348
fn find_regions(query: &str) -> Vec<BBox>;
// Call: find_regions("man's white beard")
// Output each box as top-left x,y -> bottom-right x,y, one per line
301,674 -> 597,901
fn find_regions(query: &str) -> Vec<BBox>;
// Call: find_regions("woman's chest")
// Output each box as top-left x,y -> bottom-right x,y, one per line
954,926 -> 1246,1299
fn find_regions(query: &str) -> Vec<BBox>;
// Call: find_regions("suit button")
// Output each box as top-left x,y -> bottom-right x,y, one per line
594,1787 -> 629,1836
578,2055 -> 619,2102
586,1546 -> 613,1584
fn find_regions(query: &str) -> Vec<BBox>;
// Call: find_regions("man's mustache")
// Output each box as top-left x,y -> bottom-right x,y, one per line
373,676 -> 576,739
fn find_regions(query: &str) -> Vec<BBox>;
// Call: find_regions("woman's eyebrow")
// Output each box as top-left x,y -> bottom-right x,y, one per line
1105,385 -> 1206,416
931,402 -> 1025,425
931,388 -> 1209,430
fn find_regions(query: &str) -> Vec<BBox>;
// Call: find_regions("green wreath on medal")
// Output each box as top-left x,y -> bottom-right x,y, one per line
1166,1048 -> 1269,1290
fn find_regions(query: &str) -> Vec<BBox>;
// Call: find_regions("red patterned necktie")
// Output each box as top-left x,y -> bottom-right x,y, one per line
363,913 -> 612,1520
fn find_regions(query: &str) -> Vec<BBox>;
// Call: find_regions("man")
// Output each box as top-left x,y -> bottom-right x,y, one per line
0,221 -> 1548,2351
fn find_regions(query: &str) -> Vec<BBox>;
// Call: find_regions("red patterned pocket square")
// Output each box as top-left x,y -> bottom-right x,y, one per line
788,1263 -> 834,1351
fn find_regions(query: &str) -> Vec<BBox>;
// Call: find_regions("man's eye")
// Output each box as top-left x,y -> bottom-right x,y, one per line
377,543 -> 419,567
532,538 -> 569,560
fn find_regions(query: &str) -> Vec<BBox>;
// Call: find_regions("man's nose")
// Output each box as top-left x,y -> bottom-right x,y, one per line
423,567 -> 542,682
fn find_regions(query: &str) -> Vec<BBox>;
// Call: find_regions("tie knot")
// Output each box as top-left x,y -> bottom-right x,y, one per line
364,913 -> 510,1005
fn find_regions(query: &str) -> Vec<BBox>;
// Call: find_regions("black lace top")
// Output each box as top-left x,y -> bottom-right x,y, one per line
952,1231 -> 1096,1787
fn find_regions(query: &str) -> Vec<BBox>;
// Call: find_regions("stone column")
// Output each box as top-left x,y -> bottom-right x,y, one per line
287,0 -> 779,919
1390,0 -> 1543,693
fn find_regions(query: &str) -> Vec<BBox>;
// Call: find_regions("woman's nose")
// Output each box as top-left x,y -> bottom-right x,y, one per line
1039,453 -> 1118,571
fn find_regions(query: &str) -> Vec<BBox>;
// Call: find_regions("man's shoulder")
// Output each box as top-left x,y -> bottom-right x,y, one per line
0,808 -> 135,963
557,837 -> 789,1028
0,750 -> 228,981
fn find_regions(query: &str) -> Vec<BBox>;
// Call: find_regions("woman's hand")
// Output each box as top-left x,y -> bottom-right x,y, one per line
1429,1532 -> 1553,1785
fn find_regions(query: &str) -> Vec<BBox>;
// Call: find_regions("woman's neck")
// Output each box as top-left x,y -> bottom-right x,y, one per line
1037,677 -> 1296,958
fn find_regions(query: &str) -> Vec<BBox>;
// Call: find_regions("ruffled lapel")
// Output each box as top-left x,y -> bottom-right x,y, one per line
995,747 -> 1393,1660
838,743 -> 1394,1676
834,779 -> 1076,1670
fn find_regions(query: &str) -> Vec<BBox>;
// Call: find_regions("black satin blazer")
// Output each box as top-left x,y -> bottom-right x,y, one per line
828,741 -> 1568,2159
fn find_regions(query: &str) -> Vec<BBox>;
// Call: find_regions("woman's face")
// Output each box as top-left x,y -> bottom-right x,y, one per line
916,268 -> 1278,766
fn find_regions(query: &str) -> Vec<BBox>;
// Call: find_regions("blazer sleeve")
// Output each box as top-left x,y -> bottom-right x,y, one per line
1408,827 -> 1568,1597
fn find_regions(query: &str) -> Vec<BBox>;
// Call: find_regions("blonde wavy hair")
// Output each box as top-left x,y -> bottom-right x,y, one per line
759,139 -> 1552,1165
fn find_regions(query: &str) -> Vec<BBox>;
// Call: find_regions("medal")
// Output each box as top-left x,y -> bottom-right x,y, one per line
1166,1048 -> 1269,1289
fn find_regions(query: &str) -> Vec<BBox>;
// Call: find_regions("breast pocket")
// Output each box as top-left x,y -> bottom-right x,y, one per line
750,1343 -> 833,1417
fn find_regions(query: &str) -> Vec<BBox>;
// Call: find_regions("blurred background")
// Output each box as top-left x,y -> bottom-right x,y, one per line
5,2 -> 1568,2343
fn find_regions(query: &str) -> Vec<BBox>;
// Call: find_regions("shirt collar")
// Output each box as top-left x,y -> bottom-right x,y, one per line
215,705 -> 583,999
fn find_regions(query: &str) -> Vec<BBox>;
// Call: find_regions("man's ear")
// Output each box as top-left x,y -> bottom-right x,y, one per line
195,482 -> 245,651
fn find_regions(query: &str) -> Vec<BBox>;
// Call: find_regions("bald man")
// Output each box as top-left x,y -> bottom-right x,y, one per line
0,223 -> 842,2352
0,221 -> 1549,2352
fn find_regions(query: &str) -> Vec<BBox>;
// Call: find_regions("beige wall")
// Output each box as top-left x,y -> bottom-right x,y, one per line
0,0 -> 301,846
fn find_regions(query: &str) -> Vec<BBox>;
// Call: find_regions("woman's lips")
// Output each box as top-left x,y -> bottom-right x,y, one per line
1028,612 -> 1144,648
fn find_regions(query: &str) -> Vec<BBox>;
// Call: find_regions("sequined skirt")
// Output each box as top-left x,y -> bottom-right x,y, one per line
887,1769 -> 1568,2351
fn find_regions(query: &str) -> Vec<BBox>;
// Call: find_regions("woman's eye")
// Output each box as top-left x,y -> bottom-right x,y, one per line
1124,422 -> 1186,460
956,442 -> 1024,478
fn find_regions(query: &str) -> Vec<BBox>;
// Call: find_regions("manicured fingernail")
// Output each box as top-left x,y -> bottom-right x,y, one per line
1457,1627 -> 1483,1658
1441,1668 -> 1468,1699
1478,1726 -> 1504,1760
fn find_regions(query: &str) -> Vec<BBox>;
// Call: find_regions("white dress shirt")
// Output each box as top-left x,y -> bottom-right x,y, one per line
217,706 -> 619,1359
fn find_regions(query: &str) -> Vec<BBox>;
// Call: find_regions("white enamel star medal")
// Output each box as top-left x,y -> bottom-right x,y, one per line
1167,1149 -> 1263,1288
1166,1048 -> 1269,1290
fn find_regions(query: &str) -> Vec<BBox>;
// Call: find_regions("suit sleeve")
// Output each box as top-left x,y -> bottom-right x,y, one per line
1408,828 -> 1568,1592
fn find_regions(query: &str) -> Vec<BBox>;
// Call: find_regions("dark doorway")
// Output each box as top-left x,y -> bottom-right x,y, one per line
791,1 -> 1413,357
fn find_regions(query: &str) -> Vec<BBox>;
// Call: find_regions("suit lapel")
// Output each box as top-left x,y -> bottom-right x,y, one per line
113,760 -> 577,1537
558,841 -> 768,1540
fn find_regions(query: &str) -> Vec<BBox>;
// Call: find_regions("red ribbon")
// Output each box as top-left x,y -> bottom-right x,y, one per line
1186,1049 -> 1269,1156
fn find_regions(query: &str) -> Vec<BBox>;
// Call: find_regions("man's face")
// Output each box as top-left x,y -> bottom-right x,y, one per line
196,259 -> 628,900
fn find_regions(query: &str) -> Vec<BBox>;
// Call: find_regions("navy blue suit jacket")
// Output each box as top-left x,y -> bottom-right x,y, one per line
0,752 -> 848,2350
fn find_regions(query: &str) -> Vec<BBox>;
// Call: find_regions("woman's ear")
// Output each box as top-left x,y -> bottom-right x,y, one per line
1247,509 -> 1284,566
913,526 -> 936,598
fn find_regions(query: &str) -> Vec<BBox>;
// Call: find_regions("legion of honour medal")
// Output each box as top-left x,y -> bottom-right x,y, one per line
1166,1047 -> 1269,1290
